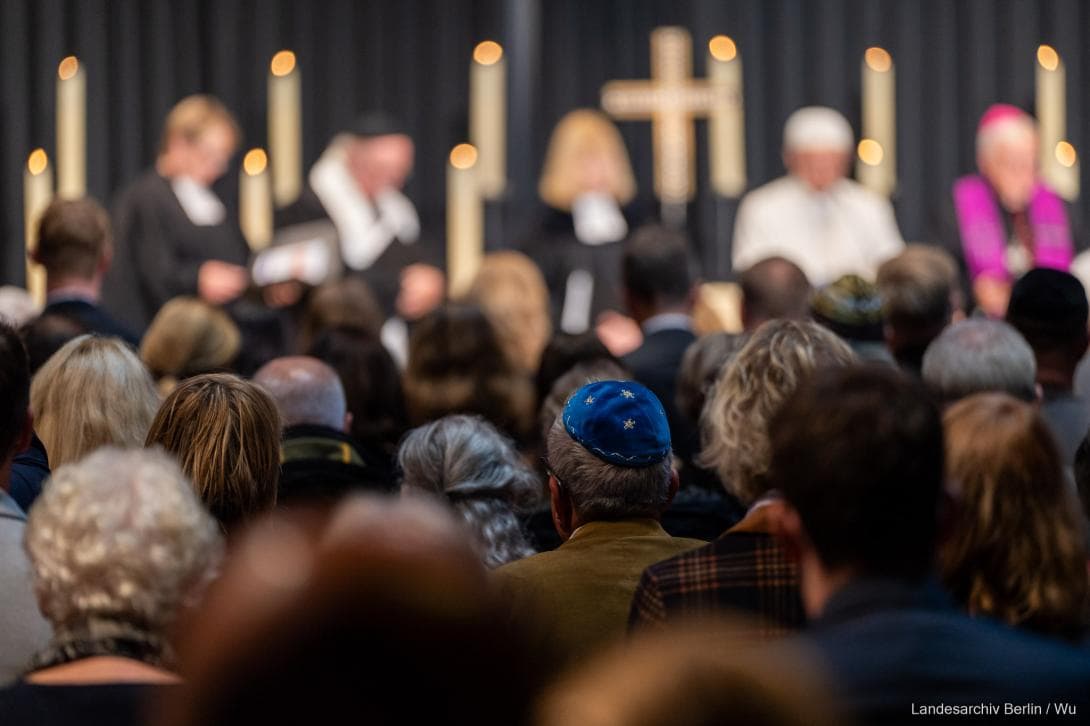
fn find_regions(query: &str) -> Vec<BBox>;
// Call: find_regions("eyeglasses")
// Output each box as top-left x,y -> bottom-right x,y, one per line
541,458 -> 566,493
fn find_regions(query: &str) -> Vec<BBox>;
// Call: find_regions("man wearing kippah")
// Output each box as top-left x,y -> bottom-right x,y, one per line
732,106 -> 904,286
493,380 -> 704,667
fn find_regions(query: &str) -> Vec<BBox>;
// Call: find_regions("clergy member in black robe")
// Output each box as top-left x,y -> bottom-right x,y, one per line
103,96 -> 250,333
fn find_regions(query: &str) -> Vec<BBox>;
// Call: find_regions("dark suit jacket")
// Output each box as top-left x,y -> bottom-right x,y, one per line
803,578 -> 1090,724
623,324 -> 697,462
629,505 -> 803,634
42,299 -> 139,346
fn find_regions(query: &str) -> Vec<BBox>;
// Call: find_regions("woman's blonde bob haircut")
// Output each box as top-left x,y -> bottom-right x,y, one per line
538,109 -> 636,212
464,251 -> 552,373
699,320 -> 855,505
31,335 -> 160,469
140,296 -> 241,390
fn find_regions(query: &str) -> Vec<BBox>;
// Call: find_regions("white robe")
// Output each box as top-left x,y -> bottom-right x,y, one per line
732,175 -> 905,286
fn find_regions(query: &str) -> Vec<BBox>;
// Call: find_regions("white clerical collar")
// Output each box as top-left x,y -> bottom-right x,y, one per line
641,312 -> 692,336
170,176 -> 226,226
571,192 -> 627,246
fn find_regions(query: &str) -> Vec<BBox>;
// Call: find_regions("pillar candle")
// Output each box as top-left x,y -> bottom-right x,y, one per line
24,149 -> 53,308
469,41 -> 507,199
56,56 -> 86,199
857,47 -> 896,197
269,50 -> 302,208
1036,45 -> 1076,200
446,144 -> 483,299
240,149 -> 274,252
707,35 -> 746,198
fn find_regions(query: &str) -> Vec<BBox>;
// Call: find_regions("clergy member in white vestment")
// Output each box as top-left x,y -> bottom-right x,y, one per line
732,106 -> 905,285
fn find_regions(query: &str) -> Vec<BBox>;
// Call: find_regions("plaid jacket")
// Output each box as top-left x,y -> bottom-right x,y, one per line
628,507 -> 804,635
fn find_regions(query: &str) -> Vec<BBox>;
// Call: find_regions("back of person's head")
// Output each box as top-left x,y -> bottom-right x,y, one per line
464,251 -> 552,373
20,312 -> 88,374
877,244 -> 958,334
675,332 -> 749,427
921,319 -> 1036,404
405,304 -> 533,439
34,197 -> 111,281
31,335 -> 160,468
700,321 -> 854,505
809,275 -> 887,361
770,366 -> 944,581
141,297 -> 241,388
307,327 -> 406,455
941,393 -> 1088,641
146,373 -> 280,532
539,359 -> 629,444
297,277 -> 384,353
25,447 -> 222,644
740,257 -> 812,330
399,415 -> 539,567
1005,268 -> 1089,374
158,496 -> 546,726
535,332 -> 618,404
622,224 -> 696,311
253,356 -> 346,431
0,322 -> 30,469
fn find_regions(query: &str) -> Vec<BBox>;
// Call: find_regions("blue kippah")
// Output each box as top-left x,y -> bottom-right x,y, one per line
562,380 -> 671,467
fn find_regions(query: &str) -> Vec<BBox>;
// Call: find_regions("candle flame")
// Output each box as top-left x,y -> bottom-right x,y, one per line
708,35 -> 737,62
473,41 -> 503,66
1056,141 -> 1077,168
27,149 -> 49,176
1037,45 -> 1060,71
864,47 -> 892,73
857,139 -> 884,166
271,50 -> 297,77
244,149 -> 269,176
58,56 -> 79,80
450,143 -> 478,170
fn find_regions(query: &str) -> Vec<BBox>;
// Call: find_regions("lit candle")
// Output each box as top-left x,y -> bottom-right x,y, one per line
446,143 -> 483,299
707,35 -> 746,197
56,55 -> 86,199
24,149 -> 53,308
269,50 -> 302,208
1036,45 -> 1076,200
1052,140 -> 1080,201
857,47 -> 896,197
469,41 -> 506,199
240,149 -> 273,253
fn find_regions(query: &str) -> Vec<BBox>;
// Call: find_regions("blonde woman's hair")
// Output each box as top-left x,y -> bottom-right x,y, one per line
141,297 -> 241,391
699,320 -> 854,504
464,252 -> 552,373
941,393 -> 1089,641
159,94 -> 240,155
538,109 -> 636,211
31,335 -> 160,468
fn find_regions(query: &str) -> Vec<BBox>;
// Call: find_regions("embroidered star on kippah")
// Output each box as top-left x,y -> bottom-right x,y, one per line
620,389 -> 636,399
584,395 -> 595,404
623,418 -> 636,430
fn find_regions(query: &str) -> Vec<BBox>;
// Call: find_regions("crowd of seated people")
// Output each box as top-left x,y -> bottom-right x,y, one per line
1,211 -> 1089,726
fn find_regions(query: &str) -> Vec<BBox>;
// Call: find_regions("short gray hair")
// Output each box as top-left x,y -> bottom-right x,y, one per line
25,447 -> 223,635
254,355 -> 346,430
545,417 -> 672,521
398,415 -> 538,567
922,319 -> 1036,404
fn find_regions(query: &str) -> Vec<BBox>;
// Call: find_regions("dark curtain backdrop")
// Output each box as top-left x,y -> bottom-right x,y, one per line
2,0 -> 1087,285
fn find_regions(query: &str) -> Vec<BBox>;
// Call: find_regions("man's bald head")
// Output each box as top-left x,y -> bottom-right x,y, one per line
254,356 -> 347,431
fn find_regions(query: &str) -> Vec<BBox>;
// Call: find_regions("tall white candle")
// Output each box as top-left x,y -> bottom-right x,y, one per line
24,149 -> 53,308
269,50 -> 302,208
56,56 -> 86,199
446,144 -> 483,299
857,47 -> 896,197
240,149 -> 273,252
1036,45 -> 1077,200
469,41 -> 507,199
707,35 -> 746,198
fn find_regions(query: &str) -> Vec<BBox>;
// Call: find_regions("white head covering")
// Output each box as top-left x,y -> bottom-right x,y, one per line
783,107 -> 854,152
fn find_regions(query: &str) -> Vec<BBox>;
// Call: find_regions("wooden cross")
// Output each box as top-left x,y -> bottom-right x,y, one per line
601,27 -> 736,217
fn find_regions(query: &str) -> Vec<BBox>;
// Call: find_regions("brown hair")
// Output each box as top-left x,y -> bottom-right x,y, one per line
35,198 -> 112,280
538,109 -> 636,211
296,277 -> 384,353
159,95 -> 240,155
146,373 -> 281,532
464,252 -> 552,373
941,393 -> 1089,640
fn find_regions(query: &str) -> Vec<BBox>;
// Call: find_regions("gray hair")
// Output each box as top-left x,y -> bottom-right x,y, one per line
254,355 -> 346,430
398,415 -> 538,567
24,447 -> 223,637
545,416 -> 672,521
922,319 -> 1037,404
539,360 -> 630,444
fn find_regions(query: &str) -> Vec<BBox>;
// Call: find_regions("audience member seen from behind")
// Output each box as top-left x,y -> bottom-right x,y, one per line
1004,268 -> 1090,466
295,276 -> 384,354
255,356 -> 391,506
464,251 -> 553,374
399,415 -> 538,567
739,256 -> 812,331
140,297 -> 241,395
769,366 -> 1090,722
941,393 -> 1089,642
809,274 -> 893,364
534,331 -> 620,409
0,448 -> 221,723
404,304 -> 534,442
157,496 -> 548,726
146,374 -> 280,535
921,318 -> 1037,405
630,321 -> 854,633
